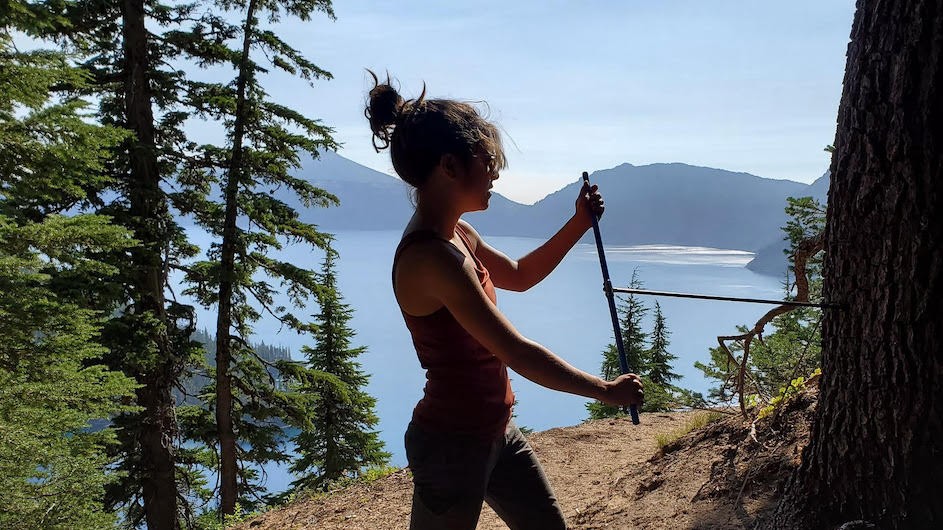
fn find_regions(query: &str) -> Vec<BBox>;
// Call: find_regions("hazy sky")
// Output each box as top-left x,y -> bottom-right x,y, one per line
259,1 -> 855,204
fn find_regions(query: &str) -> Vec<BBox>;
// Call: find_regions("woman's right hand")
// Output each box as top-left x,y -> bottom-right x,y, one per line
601,373 -> 644,407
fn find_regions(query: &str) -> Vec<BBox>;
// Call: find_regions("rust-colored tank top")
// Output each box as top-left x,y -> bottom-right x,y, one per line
392,224 -> 515,439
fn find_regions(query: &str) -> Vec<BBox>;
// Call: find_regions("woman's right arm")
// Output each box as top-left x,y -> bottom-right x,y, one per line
398,240 -> 643,407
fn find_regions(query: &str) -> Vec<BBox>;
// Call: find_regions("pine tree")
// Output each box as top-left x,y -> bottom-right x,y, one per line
768,1 -> 943,524
290,250 -> 389,491
586,269 -> 649,419
0,29 -> 137,529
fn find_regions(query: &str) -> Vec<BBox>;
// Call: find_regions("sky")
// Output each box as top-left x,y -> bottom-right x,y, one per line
252,1 -> 856,204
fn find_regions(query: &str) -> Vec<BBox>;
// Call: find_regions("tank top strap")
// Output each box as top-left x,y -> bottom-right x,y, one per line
454,223 -> 485,271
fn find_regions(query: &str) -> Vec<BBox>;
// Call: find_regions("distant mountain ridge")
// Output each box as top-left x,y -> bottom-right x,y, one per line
290,151 -> 828,275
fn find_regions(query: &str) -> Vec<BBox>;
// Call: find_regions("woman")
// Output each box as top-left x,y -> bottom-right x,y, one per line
366,73 -> 643,530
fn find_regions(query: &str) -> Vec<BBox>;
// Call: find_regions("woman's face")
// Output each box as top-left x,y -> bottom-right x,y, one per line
461,149 -> 499,212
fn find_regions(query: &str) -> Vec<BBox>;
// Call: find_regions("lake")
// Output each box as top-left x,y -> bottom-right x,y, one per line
181,228 -> 783,495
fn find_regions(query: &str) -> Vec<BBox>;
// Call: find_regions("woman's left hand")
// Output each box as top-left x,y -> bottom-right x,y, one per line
575,180 -> 605,226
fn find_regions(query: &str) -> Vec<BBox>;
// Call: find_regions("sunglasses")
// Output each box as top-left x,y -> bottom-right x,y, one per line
473,151 -> 498,175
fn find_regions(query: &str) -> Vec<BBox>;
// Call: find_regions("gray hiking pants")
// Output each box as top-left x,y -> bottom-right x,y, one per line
404,420 -> 566,530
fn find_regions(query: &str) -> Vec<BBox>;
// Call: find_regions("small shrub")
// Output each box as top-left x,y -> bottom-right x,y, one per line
655,412 -> 724,451
193,503 -> 267,530
308,465 -> 402,497
757,368 -> 821,420
357,465 -> 400,484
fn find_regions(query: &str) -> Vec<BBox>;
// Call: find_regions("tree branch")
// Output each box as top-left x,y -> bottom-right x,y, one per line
719,233 -> 824,416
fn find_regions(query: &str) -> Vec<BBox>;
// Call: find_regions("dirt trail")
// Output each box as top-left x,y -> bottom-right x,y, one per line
234,392 -> 814,530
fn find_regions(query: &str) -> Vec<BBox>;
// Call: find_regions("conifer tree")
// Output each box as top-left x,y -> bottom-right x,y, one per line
7,0 -> 337,523
169,0 -> 339,515
769,2 -> 943,522
39,1 -> 213,525
290,250 -> 389,491
620,270 -> 649,374
783,196 -> 826,288
647,302 -> 678,386
0,30 -> 137,529
586,269 -> 649,419
0,220 -> 137,530
641,301 -> 680,412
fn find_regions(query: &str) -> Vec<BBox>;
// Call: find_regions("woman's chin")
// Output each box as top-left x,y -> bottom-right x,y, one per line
470,197 -> 490,212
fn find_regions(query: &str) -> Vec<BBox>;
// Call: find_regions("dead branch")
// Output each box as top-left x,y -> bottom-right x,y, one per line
719,233 -> 824,416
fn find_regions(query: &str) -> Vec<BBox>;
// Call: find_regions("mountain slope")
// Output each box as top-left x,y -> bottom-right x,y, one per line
287,150 -> 415,231
289,151 -> 825,256
522,163 -> 812,250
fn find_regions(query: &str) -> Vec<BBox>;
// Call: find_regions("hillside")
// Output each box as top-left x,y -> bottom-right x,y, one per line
233,385 -> 817,530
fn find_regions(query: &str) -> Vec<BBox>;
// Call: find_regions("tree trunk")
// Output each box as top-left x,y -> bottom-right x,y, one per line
766,1 -> 943,528
122,1 -> 179,528
216,0 -> 259,516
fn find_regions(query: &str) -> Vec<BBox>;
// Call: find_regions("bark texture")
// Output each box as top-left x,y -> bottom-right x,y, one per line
766,0 -> 943,528
122,1 -> 179,528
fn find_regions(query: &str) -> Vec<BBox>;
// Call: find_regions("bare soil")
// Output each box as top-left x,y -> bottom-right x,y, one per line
234,386 -> 816,530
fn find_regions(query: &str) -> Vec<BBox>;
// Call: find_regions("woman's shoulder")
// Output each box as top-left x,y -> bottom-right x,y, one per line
394,232 -> 480,297
398,228 -> 442,247
456,219 -> 483,249
456,218 -> 480,237
396,230 -> 462,266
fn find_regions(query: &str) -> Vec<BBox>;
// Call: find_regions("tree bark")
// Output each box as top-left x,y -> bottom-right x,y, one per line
766,1 -> 943,528
122,1 -> 179,528
216,0 -> 258,516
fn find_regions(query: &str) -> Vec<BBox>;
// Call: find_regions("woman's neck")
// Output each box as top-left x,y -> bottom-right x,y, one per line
412,193 -> 463,239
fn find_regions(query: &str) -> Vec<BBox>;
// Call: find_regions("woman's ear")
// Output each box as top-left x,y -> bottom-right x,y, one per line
439,153 -> 461,180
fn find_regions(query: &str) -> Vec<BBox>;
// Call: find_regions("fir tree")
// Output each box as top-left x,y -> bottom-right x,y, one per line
647,302 -> 678,386
0,220 -> 137,530
586,269 -> 649,419
167,0 -> 339,515
39,1 -> 213,525
620,270 -> 649,374
0,30 -> 137,529
641,301 -> 680,412
290,250 -> 389,491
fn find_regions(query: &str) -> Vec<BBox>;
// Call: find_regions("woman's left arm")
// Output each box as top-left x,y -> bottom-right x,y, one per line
468,181 -> 604,292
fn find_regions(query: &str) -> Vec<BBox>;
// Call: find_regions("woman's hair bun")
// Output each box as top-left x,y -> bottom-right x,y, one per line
365,70 -> 407,151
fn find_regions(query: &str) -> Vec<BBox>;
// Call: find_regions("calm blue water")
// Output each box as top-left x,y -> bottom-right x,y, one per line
179,229 -> 782,495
